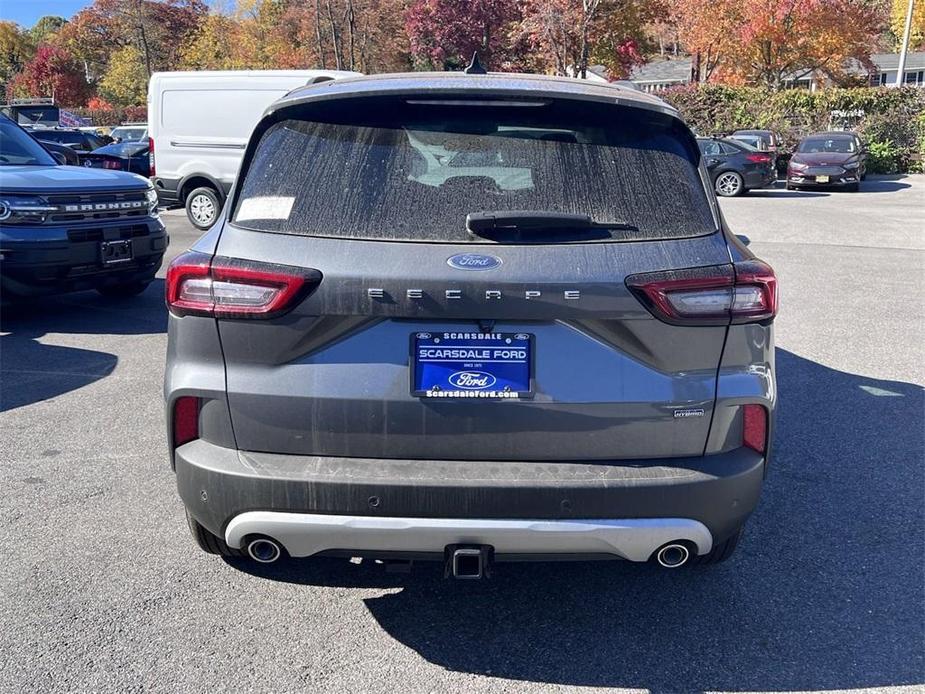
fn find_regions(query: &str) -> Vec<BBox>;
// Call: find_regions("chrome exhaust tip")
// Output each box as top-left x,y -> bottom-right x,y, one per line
246,537 -> 282,564
655,543 -> 690,568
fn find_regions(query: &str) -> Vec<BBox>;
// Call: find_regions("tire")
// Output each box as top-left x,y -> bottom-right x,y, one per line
186,510 -> 242,557
96,280 -> 150,297
185,186 -> 221,230
692,527 -> 742,566
714,171 -> 744,197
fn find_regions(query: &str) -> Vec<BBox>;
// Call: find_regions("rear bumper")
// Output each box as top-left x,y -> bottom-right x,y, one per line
225,512 -> 713,561
745,170 -> 776,189
176,439 -> 766,559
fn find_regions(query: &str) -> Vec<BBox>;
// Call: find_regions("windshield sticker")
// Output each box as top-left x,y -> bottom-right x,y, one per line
236,196 -> 294,221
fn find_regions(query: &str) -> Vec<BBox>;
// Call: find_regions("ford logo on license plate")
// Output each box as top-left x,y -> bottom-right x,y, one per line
448,371 -> 497,389
447,253 -> 502,271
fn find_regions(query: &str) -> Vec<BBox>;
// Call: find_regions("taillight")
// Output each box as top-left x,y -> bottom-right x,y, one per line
148,136 -> 155,177
626,260 -> 778,326
166,250 -> 322,318
173,396 -> 199,447
745,153 -> 771,163
103,160 -> 122,170
742,404 -> 767,453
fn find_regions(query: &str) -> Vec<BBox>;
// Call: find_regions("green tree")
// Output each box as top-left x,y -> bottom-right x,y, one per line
30,16 -> 68,45
181,13 -> 244,69
98,44 -> 148,106
0,21 -> 35,86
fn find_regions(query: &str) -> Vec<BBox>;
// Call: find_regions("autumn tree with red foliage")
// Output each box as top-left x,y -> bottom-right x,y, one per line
8,44 -> 93,106
405,0 -> 524,70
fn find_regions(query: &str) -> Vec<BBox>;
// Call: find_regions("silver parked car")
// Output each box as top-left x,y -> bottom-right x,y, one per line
165,72 -> 778,577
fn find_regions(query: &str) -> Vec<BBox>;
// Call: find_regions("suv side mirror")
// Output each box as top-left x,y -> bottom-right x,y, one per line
50,151 -> 67,166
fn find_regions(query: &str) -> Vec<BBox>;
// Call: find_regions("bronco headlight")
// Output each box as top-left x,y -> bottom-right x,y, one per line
146,186 -> 159,216
0,194 -> 57,224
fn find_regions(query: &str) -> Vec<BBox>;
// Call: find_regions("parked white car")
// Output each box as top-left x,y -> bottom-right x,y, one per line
109,124 -> 148,143
148,69 -> 360,229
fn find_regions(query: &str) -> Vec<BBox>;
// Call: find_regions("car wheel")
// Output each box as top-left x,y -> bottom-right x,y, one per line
186,511 -> 242,557
185,186 -> 221,230
714,171 -> 744,197
692,527 -> 743,566
96,281 -> 151,297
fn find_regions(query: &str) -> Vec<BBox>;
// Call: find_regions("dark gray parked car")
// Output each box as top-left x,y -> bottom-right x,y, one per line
165,73 -> 778,577
698,137 -> 776,197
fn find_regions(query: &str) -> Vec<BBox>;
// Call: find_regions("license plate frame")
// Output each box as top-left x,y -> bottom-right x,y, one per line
100,239 -> 133,265
410,331 -> 534,399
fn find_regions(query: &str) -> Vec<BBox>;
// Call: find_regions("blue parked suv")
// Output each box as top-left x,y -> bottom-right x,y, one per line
0,115 -> 166,299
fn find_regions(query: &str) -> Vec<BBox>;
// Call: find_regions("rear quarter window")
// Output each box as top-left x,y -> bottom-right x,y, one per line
232,97 -> 716,243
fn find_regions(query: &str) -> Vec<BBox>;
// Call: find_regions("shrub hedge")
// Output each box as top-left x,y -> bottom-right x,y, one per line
66,85 -> 925,174
658,85 -> 925,173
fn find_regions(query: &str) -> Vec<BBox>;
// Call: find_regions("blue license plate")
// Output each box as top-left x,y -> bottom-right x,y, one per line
412,332 -> 533,399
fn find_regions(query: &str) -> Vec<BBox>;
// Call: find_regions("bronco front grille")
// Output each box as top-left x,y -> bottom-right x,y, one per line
67,224 -> 150,242
46,190 -> 149,224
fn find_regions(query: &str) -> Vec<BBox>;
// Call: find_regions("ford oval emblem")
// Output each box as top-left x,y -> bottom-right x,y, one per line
448,371 -> 497,389
447,253 -> 502,271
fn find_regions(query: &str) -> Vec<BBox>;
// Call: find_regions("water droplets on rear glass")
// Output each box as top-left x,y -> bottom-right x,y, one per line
232,101 -> 715,243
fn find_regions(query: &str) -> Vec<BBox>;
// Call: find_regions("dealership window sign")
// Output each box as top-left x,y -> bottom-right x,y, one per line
830,109 -> 865,131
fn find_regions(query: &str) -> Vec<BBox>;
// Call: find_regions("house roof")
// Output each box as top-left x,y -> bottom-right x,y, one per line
867,52 -> 925,71
630,59 -> 692,84
630,52 -> 925,84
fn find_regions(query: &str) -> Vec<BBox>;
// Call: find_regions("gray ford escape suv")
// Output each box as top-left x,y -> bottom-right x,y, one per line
165,73 -> 777,576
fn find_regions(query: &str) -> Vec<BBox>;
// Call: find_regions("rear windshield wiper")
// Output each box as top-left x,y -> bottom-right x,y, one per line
466,211 -> 638,243
467,211 -> 638,232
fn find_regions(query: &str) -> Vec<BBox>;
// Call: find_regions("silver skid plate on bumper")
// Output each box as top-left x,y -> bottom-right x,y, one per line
224,512 -> 713,562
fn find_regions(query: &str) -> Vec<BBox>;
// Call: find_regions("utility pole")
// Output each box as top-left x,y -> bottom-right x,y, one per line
896,0 -> 915,86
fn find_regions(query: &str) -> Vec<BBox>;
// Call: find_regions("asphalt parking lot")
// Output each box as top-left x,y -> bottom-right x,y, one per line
1,177 -> 923,693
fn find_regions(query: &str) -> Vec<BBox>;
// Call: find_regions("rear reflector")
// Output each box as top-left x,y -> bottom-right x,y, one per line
742,404 -> 768,453
173,396 -> 199,447
166,250 -> 322,318
626,260 -> 778,326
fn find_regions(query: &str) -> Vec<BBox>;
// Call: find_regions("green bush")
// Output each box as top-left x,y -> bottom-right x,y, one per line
866,140 -> 903,174
659,85 -> 925,173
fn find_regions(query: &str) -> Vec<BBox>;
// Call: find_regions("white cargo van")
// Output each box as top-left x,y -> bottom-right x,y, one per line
148,70 -> 360,229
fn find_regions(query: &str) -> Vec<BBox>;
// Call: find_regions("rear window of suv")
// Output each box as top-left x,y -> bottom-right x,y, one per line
232,96 -> 716,243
